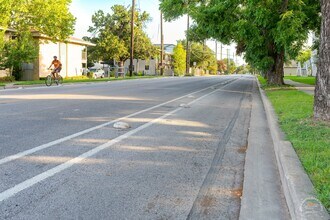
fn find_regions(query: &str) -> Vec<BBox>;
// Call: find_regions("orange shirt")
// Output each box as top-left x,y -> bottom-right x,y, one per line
52,60 -> 62,68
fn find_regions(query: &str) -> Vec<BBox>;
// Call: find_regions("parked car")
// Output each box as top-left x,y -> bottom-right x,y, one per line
88,68 -> 105,79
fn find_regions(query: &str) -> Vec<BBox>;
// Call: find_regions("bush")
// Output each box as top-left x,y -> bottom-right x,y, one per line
87,71 -> 93,78
0,76 -> 15,82
133,71 -> 144,76
65,75 -> 89,80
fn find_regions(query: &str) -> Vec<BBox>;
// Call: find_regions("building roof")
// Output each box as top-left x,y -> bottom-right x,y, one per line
0,27 -> 95,46
154,44 -> 176,54
31,31 -> 96,46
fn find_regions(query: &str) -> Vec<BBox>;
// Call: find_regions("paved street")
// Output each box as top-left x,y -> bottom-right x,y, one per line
0,76 -> 286,219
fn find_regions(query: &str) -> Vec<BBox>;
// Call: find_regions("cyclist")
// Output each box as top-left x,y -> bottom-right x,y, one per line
48,56 -> 62,79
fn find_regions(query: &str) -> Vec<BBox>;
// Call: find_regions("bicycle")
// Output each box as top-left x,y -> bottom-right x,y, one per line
45,69 -> 63,87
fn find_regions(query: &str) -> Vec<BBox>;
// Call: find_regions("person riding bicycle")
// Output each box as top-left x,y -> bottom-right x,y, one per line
48,56 -> 62,79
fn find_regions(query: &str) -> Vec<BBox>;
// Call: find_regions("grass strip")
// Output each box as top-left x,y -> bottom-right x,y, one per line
2,75 -> 160,86
284,76 -> 316,85
258,76 -> 329,211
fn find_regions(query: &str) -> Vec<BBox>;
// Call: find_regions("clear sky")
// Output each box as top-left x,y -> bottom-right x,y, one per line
70,0 -> 187,44
69,0 -> 244,64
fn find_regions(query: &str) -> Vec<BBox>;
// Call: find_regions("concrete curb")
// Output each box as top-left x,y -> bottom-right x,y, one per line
257,79 -> 329,220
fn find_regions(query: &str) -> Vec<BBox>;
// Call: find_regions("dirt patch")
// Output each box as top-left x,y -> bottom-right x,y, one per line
229,188 -> 243,198
237,145 -> 247,154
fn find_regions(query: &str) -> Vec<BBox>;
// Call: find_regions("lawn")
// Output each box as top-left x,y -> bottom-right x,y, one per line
285,76 -> 316,85
258,76 -> 330,211
0,75 -> 160,87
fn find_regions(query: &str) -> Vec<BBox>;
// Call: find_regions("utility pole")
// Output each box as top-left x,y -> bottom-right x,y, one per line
227,48 -> 230,74
220,43 -> 223,60
186,15 -> 190,76
160,11 -> 164,76
215,41 -> 218,61
129,0 -> 135,77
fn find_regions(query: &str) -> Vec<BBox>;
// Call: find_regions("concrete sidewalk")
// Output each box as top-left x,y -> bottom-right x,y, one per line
284,79 -> 315,95
240,78 -> 329,220
240,81 -> 290,219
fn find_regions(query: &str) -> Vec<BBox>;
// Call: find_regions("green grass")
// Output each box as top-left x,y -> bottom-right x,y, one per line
258,76 -> 330,211
285,76 -> 316,85
1,75 -> 160,86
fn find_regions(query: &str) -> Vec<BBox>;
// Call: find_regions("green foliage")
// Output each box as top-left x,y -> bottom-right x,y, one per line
296,48 -> 312,64
1,0 -> 75,41
236,65 -> 250,74
189,42 -> 217,74
87,5 -> 156,63
160,0 -> 320,84
0,32 -> 39,79
0,75 -> 15,82
266,89 -> 330,211
222,58 -> 236,74
0,0 -> 75,79
172,43 -> 186,76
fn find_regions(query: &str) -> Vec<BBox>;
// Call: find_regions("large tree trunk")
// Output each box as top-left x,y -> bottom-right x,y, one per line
266,51 -> 285,85
314,0 -> 330,121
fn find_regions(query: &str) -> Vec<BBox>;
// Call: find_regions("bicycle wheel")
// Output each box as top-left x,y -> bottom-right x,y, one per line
56,76 -> 63,85
45,75 -> 52,86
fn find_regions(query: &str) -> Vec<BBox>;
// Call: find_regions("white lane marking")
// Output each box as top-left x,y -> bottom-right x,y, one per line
0,80 -> 233,202
0,82 -> 226,165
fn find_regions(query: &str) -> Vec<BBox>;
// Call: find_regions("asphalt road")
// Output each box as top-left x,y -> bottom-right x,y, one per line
0,75 -> 255,219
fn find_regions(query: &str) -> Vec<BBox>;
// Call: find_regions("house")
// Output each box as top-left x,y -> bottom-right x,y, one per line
153,44 -> 175,76
0,28 -> 95,80
120,44 -> 175,76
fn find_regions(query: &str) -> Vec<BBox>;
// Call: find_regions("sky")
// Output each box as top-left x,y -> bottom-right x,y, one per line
70,0 -> 186,44
69,0 -> 244,64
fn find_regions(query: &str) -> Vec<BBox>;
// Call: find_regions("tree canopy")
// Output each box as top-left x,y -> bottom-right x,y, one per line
87,5 -> 156,64
172,42 -> 186,76
189,42 -> 217,74
0,0 -> 75,79
0,0 -> 75,42
160,0 -> 320,85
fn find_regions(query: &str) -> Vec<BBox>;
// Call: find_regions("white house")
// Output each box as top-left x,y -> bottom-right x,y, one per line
24,32 -> 95,80
0,29 -> 95,80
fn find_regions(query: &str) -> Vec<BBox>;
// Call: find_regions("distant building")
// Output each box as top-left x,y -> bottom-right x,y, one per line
284,61 -> 299,76
154,44 -> 175,76
0,28 -> 95,80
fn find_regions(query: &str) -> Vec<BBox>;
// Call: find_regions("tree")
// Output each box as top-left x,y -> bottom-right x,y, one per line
0,32 -> 38,79
160,0 -> 320,85
222,58 -> 237,74
189,42 -> 217,74
178,40 -> 217,74
0,0 -> 75,79
314,1 -> 329,121
296,48 -> 312,76
217,60 -> 227,74
296,49 -> 312,64
172,43 -> 186,76
87,5 -> 156,66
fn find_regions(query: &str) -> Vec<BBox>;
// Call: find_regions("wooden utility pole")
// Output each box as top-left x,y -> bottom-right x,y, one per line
227,48 -> 230,74
186,15 -> 190,76
220,43 -> 223,60
129,0 -> 135,77
215,41 -> 218,61
160,11 -> 164,76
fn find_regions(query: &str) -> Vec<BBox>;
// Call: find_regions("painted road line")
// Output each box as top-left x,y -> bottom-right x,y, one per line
0,79 -> 236,202
0,81 -> 229,165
